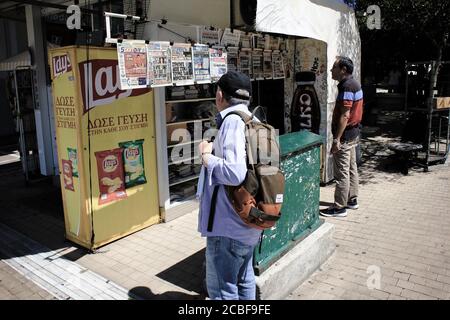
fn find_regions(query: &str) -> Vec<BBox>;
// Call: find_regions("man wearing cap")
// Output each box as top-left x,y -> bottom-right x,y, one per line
321,56 -> 363,218
197,71 -> 261,300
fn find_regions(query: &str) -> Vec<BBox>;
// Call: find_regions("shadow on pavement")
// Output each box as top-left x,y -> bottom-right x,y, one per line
0,161 -> 89,261
156,248 -> 206,296
128,286 -> 205,300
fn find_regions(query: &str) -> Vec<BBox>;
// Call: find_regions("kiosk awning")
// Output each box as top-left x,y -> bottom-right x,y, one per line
0,50 -> 31,72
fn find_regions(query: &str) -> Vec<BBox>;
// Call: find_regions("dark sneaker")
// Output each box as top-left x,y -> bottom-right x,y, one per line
320,206 -> 347,217
347,197 -> 359,210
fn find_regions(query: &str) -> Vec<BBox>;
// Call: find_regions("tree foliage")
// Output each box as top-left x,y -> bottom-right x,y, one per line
349,0 -> 449,58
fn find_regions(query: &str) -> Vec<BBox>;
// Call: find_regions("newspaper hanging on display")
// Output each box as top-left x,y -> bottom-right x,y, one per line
272,50 -> 285,79
252,34 -> 266,50
171,43 -> 194,86
240,33 -> 253,48
147,41 -> 172,87
239,48 -> 252,79
263,50 -> 273,79
201,29 -> 221,46
117,40 -> 149,90
227,46 -> 239,72
269,36 -> 280,50
252,49 -> 264,80
192,44 -> 211,83
220,28 -> 240,47
209,48 -> 227,82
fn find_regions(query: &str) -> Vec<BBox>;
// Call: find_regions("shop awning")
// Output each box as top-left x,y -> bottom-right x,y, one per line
0,42 -> 60,72
0,50 -> 31,72
255,0 -> 361,103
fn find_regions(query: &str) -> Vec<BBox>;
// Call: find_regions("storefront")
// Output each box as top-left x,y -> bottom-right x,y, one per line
45,0 -> 360,248
140,0 -> 361,221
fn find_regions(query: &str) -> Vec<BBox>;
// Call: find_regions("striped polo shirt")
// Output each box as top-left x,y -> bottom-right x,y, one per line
332,75 -> 364,134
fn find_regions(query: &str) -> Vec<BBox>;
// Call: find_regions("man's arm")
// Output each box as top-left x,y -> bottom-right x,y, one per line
331,105 -> 351,154
202,117 -> 247,186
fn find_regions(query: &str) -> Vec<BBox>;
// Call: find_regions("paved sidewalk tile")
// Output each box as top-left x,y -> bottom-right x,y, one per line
290,163 -> 450,300
0,261 -> 56,300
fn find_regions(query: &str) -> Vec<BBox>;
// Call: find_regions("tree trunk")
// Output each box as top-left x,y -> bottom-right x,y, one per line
424,35 -> 446,169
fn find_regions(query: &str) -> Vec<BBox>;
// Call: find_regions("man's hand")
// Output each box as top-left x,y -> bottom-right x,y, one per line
199,140 -> 213,154
331,140 -> 341,154
198,140 -> 213,166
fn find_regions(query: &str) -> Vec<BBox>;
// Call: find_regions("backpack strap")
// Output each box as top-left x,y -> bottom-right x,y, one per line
221,110 -> 252,124
251,106 -> 268,124
207,185 -> 219,232
207,110 -> 252,232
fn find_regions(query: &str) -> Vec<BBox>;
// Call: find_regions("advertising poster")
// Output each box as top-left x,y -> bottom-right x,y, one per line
192,44 -> 211,84
252,49 -> 264,80
263,50 -> 273,79
147,41 -> 172,87
297,38 -> 327,106
171,43 -> 194,86
239,48 -> 252,79
210,48 -> 227,82
117,40 -> 149,90
272,50 -> 285,79
226,46 -> 239,73
49,46 -> 160,250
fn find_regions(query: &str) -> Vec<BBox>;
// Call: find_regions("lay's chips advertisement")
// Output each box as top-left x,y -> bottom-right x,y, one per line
49,46 -> 160,250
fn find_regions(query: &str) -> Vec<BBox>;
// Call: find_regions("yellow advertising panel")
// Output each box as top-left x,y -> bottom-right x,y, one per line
49,46 -> 160,250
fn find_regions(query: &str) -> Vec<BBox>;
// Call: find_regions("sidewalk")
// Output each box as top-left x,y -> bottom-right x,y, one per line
1,113 -> 450,300
289,162 -> 450,300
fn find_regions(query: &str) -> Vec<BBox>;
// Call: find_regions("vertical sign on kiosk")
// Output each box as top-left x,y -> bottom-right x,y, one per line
49,46 -> 160,250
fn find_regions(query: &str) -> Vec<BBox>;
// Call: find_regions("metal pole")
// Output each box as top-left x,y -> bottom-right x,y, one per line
445,109 -> 450,157
404,61 -> 409,112
14,70 -> 29,181
424,61 -> 435,171
438,116 -> 442,154
104,11 -> 144,43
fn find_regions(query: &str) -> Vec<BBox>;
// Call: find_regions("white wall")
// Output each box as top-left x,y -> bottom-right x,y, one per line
256,0 -> 361,183
148,0 -> 230,28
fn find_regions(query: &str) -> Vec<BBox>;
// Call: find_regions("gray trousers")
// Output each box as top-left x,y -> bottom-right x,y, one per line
333,139 -> 359,208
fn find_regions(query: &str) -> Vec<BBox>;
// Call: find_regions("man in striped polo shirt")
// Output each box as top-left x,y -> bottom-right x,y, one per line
321,56 -> 363,218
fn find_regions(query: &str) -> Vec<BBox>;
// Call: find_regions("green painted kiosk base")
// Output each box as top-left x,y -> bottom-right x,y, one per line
255,221 -> 335,299
254,131 -> 335,299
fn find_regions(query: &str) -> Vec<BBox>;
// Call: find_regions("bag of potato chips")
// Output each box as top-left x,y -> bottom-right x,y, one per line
67,148 -> 78,177
62,159 -> 74,191
95,148 -> 127,205
119,139 -> 147,188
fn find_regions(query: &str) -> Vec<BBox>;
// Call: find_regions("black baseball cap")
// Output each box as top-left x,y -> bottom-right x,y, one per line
217,71 -> 252,100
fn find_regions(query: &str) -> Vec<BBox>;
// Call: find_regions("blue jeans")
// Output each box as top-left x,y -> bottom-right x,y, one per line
206,236 -> 256,300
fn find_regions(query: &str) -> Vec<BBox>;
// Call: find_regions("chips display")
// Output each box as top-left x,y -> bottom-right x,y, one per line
62,159 -> 74,191
119,139 -> 147,188
67,148 -> 78,177
95,148 -> 127,205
